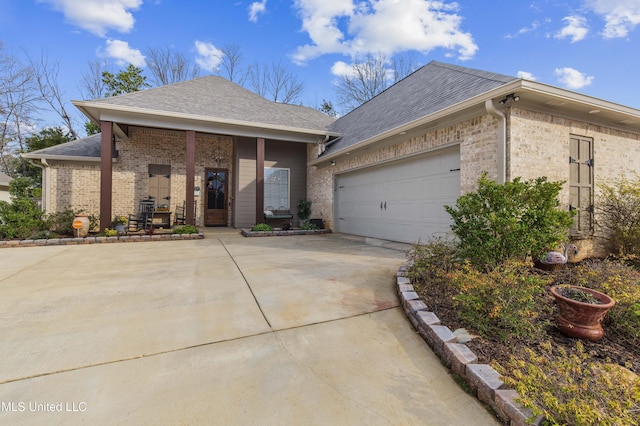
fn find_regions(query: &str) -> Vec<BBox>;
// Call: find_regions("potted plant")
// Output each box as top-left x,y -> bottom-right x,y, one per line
297,199 -> 312,226
550,285 -> 615,341
113,215 -> 127,233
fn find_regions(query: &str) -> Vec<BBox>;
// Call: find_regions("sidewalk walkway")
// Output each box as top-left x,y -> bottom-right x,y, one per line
0,229 -> 498,425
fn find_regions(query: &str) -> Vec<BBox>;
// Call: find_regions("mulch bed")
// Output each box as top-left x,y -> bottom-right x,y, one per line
413,262 -> 640,375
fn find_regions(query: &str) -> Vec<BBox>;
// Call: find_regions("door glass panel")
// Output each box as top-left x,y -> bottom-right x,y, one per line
207,171 -> 226,209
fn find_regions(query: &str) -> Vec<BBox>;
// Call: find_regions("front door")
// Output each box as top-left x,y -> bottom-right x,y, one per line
205,168 -> 228,226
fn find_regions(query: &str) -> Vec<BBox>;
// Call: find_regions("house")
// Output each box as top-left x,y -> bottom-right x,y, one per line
24,61 -> 640,256
0,172 -> 11,202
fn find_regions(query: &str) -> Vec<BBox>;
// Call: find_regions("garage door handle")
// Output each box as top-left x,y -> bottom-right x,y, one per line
380,202 -> 383,210
384,201 -> 387,210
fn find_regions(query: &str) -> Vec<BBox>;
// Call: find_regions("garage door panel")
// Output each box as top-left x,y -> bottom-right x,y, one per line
335,146 -> 460,243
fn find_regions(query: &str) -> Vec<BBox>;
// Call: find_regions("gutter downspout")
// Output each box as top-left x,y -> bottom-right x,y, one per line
317,134 -> 330,156
485,99 -> 507,184
40,159 -> 51,213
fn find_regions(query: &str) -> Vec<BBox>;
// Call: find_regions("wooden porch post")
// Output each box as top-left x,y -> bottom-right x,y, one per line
186,130 -> 196,225
100,121 -> 113,231
256,137 -> 265,223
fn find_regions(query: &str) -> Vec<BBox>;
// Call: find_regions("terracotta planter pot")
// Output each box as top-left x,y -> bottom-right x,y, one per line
550,285 -> 615,341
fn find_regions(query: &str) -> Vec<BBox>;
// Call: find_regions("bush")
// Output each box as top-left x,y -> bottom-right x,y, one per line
598,175 -> 640,259
172,225 -> 199,234
299,221 -> 319,230
449,260 -> 552,341
0,198 -> 46,239
496,341 -> 640,425
565,259 -> 640,345
46,208 -> 77,236
251,223 -> 273,232
407,237 -> 458,285
445,174 -> 574,271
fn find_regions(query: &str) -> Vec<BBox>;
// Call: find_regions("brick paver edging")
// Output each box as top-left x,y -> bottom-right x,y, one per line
241,228 -> 332,237
396,264 -> 544,426
0,232 -> 204,248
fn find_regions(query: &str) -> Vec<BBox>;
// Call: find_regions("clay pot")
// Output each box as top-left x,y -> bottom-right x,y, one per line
72,214 -> 90,237
550,285 -> 615,341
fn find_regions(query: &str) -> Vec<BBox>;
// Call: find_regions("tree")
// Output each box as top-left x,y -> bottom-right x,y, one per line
335,52 -> 421,112
0,43 -> 40,175
5,127 -> 71,185
79,60 -> 108,100
319,99 -> 338,118
217,43 -> 246,85
247,60 -> 304,104
145,47 -> 200,86
30,52 -> 80,139
102,64 -> 150,97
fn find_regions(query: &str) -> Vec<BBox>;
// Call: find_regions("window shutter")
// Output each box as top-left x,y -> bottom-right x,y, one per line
569,136 -> 593,235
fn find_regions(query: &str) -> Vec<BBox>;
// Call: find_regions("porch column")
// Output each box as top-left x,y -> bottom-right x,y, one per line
100,121 -> 113,231
256,137 -> 265,223
186,130 -> 196,225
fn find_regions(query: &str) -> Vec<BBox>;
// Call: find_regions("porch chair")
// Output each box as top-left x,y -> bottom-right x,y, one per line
127,199 -> 155,233
174,201 -> 186,226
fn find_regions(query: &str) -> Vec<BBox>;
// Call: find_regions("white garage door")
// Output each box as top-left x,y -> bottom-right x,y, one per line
335,146 -> 460,244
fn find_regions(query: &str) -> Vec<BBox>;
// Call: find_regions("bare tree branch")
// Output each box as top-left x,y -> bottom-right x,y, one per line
79,60 -> 109,100
145,46 -> 200,86
29,52 -> 79,139
335,52 -> 390,111
218,43 -> 246,85
247,60 -> 304,104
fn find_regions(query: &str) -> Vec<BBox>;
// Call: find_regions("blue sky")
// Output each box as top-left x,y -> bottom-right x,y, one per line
1,0 -> 639,132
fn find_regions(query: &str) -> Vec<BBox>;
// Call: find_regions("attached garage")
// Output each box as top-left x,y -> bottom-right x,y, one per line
334,145 -> 460,244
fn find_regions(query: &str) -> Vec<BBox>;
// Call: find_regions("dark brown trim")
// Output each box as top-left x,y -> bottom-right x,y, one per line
100,122 -> 113,230
186,130 -> 196,225
256,137 -> 265,223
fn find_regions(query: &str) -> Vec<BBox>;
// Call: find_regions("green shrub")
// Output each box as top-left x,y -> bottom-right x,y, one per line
565,259 -> 640,344
172,225 -> 199,234
251,223 -> 273,232
300,221 -> 319,230
0,198 -> 46,239
496,341 -> 640,425
297,199 -> 312,222
598,175 -> 640,259
449,260 -> 552,341
102,228 -> 118,237
445,174 -> 574,271
46,208 -> 77,236
407,237 -> 458,286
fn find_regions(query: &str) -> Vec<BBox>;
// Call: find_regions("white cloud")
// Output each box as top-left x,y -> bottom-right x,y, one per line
585,0 -> 640,38
249,0 -> 268,22
292,0 -> 478,64
517,71 -> 537,81
38,0 -> 142,37
554,67 -> 594,89
194,40 -> 223,72
330,61 -> 355,77
101,39 -> 145,67
505,20 -> 541,39
555,15 -> 589,42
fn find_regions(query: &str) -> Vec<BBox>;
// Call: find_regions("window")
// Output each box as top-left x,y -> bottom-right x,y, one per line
148,164 -> 171,207
264,167 -> 290,209
569,135 -> 594,236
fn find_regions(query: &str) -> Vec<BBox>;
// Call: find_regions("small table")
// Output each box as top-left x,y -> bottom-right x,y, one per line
152,210 -> 172,229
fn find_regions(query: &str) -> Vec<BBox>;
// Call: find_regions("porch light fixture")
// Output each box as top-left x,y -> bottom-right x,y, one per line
330,160 -> 336,166
499,93 -> 520,104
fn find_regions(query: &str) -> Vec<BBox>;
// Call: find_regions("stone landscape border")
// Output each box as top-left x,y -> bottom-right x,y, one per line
396,264 -> 544,426
241,228 -> 332,237
0,232 -> 204,248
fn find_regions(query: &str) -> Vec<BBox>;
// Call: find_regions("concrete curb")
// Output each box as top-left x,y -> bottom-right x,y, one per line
396,264 -> 544,426
0,232 -> 204,249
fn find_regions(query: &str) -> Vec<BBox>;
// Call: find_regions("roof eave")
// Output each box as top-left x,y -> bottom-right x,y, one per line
72,100 -> 340,143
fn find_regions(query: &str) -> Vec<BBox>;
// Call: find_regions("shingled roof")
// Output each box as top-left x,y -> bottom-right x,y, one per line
76,75 -> 335,132
23,133 -> 103,160
324,61 -> 518,155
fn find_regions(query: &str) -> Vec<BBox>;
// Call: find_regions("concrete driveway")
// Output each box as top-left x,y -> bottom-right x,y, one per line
0,229 -> 498,425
